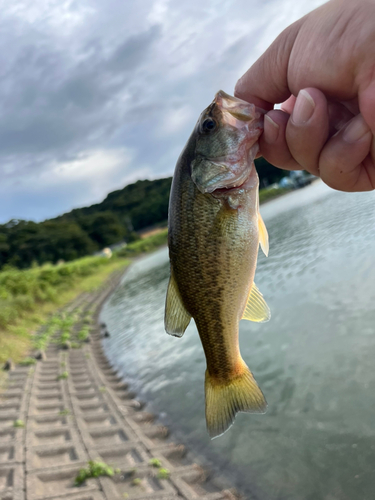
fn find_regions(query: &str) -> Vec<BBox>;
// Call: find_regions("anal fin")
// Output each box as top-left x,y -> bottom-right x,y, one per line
242,282 -> 271,323
164,272 -> 191,337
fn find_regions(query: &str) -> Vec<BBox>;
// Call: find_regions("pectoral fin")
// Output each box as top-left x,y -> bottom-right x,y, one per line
242,283 -> 271,323
258,212 -> 269,256
164,273 -> 191,337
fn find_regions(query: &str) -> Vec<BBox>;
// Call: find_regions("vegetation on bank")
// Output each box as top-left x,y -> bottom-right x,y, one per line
0,228 -> 171,367
116,229 -> 168,258
0,160 -> 287,271
0,255 -> 129,366
259,185 -> 291,204
0,256 -> 114,330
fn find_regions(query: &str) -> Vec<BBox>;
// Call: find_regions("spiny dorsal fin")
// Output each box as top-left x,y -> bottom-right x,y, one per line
242,282 -> 271,323
258,212 -> 269,256
164,272 -> 191,337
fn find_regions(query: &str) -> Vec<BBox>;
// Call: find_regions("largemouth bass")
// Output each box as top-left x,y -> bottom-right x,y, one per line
165,90 -> 270,438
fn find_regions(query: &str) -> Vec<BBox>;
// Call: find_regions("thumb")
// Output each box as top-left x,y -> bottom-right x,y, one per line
234,19 -> 302,110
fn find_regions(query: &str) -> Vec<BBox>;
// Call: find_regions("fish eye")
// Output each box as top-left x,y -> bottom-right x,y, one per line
202,118 -> 216,132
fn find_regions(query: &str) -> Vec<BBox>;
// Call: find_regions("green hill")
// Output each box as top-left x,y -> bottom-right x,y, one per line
0,159 -> 285,270
57,177 -> 171,231
0,178 -> 172,269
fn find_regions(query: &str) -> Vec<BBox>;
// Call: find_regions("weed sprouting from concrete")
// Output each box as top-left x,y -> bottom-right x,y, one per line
157,468 -> 170,479
149,458 -> 162,468
19,357 -> 36,366
74,460 -> 115,486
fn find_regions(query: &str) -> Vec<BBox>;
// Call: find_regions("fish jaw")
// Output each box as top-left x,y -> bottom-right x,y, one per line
215,90 -> 264,126
191,90 -> 264,197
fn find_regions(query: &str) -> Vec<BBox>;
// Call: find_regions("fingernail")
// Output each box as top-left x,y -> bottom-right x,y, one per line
292,89 -> 315,125
264,115 -> 279,143
343,114 -> 371,143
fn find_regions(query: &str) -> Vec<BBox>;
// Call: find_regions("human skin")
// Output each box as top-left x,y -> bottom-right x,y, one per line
234,0 -> 375,192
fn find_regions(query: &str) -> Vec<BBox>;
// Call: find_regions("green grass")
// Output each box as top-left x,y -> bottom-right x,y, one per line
0,256 -> 112,329
116,229 -> 168,258
0,225 -> 188,367
77,327 -> 89,342
156,468 -> 170,480
57,371 -> 69,380
0,257 -> 129,365
13,419 -> 25,428
60,332 -> 71,344
259,185 -> 291,204
19,357 -> 37,366
149,458 -> 162,468
75,461 -> 115,486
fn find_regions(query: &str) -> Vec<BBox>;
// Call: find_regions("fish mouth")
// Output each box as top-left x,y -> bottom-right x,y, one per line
203,165 -> 251,194
202,137 -> 260,195
214,90 -> 265,122
210,166 -> 257,197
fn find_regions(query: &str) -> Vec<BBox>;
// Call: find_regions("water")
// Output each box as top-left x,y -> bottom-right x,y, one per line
101,181 -> 375,500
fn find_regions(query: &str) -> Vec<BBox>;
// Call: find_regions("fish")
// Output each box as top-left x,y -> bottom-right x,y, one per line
164,90 -> 270,438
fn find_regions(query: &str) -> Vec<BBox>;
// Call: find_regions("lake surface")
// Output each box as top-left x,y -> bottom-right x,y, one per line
101,181 -> 375,500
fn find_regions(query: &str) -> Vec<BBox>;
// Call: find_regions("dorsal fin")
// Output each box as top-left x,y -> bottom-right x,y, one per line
164,272 -> 191,337
258,212 -> 269,256
242,282 -> 270,323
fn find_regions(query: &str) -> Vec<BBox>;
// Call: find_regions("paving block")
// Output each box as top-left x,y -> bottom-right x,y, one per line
88,443 -> 150,469
75,403 -> 109,415
34,383 -> 61,393
77,414 -> 118,429
28,415 -> 70,429
150,444 -> 191,470
27,427 -> 74,448
0,440 -> 23,465
100,466 -> 179,500
0,414 -> 21,429
84,426 -> 136,448
0,464 -> 23,500
29,403 -> 67,417
26,439 -> 88,471
27,465 -> 100,500
42,492 -> 106,500
170,465 -> 228,500
0,428 -> 23,445
0,404 -> 21,417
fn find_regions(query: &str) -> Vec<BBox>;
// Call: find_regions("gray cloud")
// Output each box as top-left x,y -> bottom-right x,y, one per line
0,0 -> 325,223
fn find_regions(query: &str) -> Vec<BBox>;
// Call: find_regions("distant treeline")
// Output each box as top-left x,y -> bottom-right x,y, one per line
0,160 -> 284,269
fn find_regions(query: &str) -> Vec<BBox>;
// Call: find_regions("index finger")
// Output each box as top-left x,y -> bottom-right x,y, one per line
234,20 -> 302,109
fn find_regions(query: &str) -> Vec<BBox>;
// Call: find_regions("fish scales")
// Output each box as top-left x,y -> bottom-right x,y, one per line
165,91 -> 270,438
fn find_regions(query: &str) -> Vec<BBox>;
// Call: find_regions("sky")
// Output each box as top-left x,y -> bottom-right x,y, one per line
0,0 -> 326,223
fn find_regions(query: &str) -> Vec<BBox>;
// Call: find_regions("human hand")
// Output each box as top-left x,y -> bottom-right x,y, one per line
235,0 -> 375,192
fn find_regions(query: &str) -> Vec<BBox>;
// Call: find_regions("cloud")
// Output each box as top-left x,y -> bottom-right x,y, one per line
157,105 -> 194,137
0,148 -> 153,221
0,0 -> 326,223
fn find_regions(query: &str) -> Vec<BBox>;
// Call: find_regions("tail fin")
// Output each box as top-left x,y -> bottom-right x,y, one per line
205,363 -> 267,439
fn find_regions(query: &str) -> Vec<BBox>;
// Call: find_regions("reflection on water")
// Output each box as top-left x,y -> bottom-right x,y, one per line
101,181 -> 375,500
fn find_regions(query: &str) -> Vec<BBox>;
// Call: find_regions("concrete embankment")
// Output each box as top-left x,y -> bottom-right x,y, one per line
0,269 -> 241,500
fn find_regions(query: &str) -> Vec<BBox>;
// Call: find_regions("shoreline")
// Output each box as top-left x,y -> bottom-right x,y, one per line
0,267 -> 241,500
